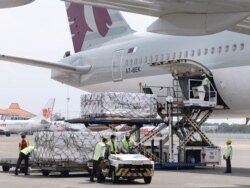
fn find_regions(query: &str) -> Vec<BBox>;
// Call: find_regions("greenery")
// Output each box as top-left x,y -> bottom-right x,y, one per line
202,123 -> 250,133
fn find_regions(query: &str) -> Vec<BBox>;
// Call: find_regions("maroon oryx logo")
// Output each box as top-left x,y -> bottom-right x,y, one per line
67,4 -> 112,52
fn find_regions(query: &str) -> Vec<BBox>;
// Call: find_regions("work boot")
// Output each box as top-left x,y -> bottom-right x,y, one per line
90,179 -> 95,182
14,171 -> 18,176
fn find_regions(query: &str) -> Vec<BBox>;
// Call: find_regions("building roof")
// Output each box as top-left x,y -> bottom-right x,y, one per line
0,103 -> 35,117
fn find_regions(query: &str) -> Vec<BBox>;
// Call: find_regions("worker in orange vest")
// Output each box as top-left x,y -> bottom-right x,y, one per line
19,134 -> 29,152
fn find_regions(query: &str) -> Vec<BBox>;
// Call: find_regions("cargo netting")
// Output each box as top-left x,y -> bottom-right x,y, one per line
31,130 -> 127,163
81,92 -> 157,118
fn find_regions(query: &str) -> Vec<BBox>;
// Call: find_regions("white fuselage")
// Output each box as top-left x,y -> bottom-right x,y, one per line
54,31 -> 250,118
0,119 -> 50,133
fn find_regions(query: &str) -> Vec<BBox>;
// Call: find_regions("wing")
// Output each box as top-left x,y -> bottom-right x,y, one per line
0,54 -> 91,73
228,17 -> 250,35
64,0 -> 250,35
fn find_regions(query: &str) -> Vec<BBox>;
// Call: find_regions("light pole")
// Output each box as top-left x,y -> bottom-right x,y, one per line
66,87 -> 70,120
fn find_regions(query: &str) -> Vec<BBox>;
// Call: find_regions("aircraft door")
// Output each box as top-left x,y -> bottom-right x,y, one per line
112,50 -> 124,81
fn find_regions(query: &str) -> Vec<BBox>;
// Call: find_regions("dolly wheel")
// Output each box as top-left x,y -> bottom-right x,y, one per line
144,176 -> 152,184
2,166 -> 10,172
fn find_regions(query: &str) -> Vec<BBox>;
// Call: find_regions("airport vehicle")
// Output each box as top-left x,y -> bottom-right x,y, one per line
0,98 -> 55,136
107,154 -> 154,184
70,91 -> 222,169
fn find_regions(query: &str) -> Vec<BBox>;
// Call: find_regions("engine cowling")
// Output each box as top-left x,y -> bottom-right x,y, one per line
0,0 -> 34,8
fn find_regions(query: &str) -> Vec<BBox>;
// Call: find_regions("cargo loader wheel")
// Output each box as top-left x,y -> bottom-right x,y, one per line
111,169 -> 118,183
2,166 -> 10,172
144,176 -> 152,184
42,170 -> 50,176
61,171 -> 69,177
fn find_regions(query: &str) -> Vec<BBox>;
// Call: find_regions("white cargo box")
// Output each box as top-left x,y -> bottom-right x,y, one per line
203,147 -> 221,165
81,92 -> 157,118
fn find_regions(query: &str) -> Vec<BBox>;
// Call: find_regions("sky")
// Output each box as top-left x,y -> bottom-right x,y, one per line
0,0 -> 245,124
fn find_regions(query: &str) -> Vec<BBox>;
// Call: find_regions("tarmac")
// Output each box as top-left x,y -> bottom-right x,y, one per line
1,134 -> 250,188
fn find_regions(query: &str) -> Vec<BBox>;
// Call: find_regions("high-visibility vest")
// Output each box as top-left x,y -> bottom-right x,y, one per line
107,140 -> 118,153
122,138 -> 134,153
202,77 -> 210,87
224,145 -> 233,160
93,142 -> 106,161
21,146 -> 34,155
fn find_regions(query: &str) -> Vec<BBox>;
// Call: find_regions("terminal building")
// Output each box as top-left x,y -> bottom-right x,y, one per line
0,103 -> 35,120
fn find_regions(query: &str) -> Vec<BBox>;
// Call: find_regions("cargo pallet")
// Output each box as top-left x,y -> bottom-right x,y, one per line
0,157 -> 89,176
66,117 -> 163,125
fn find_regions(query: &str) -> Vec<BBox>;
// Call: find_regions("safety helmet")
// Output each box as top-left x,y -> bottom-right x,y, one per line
226,139 -> 232,145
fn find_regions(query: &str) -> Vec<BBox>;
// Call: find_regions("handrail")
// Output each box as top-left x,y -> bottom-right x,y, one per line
188,79 -> 217,102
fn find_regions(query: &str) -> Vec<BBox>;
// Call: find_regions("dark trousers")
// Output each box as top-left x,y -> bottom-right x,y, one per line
204,85 -> 209,101
15,152 -> 29,174
90,160 -> 102,181
226,157 -> 232,173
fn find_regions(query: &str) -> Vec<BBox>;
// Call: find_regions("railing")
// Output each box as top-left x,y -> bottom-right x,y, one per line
188,79 -> 217,103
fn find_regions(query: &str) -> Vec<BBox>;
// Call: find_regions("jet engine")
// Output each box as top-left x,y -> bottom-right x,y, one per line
0,0 -> 34,8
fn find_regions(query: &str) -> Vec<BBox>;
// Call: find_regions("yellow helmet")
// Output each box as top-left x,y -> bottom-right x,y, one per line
226,139 -> 232,145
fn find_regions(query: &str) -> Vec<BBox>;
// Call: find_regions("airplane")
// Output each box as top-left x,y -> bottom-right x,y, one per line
1,2 -> 250,119
0,98 -> 55,136
47,120 -> 87,132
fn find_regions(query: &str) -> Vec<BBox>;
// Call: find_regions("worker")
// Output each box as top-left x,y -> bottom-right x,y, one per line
90,137 -> 108,183
107,135 -> 119,154
19,134 -> 29,152
121,133 -> 135,154
15,146 -> 34,175
223,139 -> 233,173
201,73 -> 210,101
